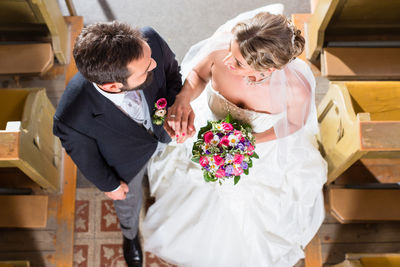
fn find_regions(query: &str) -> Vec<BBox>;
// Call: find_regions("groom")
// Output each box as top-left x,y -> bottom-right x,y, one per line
53,22 -> 182,266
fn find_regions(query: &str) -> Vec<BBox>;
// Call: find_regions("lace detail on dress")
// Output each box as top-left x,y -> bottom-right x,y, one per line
206,83 -> 285,133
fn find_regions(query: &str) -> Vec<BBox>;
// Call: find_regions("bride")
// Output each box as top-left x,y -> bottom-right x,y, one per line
143,4 -> 327,267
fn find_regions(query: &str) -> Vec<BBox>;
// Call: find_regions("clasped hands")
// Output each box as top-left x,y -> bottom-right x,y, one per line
163,95 -> 196,143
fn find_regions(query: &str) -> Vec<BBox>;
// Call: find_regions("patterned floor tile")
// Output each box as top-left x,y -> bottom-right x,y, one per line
75,187 -> 175,267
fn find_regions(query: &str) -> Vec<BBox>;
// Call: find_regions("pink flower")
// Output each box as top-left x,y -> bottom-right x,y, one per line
233,154 -> 244,164
247,144 -> 254,152
233,166 -> 243,176
219,136 -> 230,147
234,130 -> 242,139
203,131 -> 214,144
216,167 -> 226,178
213,155 -> 225,166
222,122 -> 233,131
247,151 -> 254,155
156,98 -> 167,109
199,156 -> 209,167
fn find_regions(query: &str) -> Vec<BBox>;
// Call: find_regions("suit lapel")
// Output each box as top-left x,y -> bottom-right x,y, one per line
89,86 -> 151,138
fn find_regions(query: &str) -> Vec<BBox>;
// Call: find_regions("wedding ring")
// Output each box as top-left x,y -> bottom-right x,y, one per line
170,114 -> 176,118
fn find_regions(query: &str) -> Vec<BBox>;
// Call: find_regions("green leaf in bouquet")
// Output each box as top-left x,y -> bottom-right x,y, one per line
197,121 -> 212,139
192,141 -> 202,152
252,152 -> 259,159
204,172 -> 217,182
244,168 -> 249,175
248,159 -> 253,168
234,176 -> 241,185
203,172 -> 211,182
225,113 -> 233,123
192,156 -> 200,163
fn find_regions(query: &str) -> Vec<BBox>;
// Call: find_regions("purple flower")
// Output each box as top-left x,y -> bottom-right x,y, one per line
205,150 -> 211,155
240,161 -> 248,170
204,166 -> 210,171
244,140 -> 251,146
217,132 -> 224,138
225,165 -> 234,176
225,154 -> 234,164
236,142 -> 245,151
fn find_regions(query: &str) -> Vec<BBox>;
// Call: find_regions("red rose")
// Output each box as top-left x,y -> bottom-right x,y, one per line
219,136 -> 230,147
233,154 -> 244,164
203,131 -> 214,144
199,156 -> 209,167
222,122 -> 234,131
213,155 -> 225,166
156,98 -> 167,109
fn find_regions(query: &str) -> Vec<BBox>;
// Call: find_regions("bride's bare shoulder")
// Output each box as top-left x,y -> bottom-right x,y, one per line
193,49 -> 227,73
211,49 -> 228,60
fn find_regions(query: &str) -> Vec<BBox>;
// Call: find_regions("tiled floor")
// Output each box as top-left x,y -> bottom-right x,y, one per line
74,188 -> 175,267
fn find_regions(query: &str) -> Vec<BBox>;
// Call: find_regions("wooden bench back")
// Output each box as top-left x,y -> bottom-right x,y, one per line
0,90 -> 30,130
345,82 -> 400,121
306,0 -> 400,62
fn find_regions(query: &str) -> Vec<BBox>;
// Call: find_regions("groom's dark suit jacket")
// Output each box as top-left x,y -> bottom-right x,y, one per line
53,27 -> 182,192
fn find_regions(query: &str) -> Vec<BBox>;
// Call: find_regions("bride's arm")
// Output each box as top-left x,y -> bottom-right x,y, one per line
167,52 -> 215,142
253,128 -> 277,143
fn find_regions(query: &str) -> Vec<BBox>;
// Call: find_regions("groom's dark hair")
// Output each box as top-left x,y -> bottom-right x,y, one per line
73,21 -> 146,85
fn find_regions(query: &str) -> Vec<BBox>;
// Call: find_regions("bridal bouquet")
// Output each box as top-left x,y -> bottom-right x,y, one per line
192,114 -> 258,185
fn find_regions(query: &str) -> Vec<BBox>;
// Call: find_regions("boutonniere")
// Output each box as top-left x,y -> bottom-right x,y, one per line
152,98 -> 167,125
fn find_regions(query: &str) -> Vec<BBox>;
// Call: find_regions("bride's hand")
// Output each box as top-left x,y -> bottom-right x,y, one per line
167,94 -> 196,143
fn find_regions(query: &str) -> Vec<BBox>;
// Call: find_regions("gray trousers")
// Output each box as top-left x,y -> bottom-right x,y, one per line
113,164 -> 147,240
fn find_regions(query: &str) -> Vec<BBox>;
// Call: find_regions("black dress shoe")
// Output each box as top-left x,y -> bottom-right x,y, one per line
123,234 -> 143,267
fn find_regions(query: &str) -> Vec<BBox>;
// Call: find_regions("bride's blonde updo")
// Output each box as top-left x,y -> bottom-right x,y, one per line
232,12 -> 305,71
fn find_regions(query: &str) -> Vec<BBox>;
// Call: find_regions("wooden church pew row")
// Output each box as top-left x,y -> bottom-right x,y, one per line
0,195 -> 48,228
0,44 -> 53,76
317,81 -> 400,184
328,187 -> 400,223
332,253 -> 400,267
0,0 -> 69,64
0,88 -> 62,193
321,47 -> 400,80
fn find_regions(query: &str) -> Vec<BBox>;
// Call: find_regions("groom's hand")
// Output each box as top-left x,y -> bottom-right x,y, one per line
104,181 -> 129,200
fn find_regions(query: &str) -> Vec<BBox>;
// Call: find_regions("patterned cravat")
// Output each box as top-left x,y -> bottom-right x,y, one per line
121,90 -> 145,123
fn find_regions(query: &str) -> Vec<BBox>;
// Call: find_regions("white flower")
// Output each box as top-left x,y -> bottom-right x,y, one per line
215,124 -> 223,131
155,109 -> 166,117
209,163 -> 218,172
228,135 -> 239,146
210,135 -> 220,146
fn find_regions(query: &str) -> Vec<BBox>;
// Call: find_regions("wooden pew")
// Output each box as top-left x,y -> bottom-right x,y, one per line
317,81 -> 400,184
329,187 -> 400,223
0,44 -> 53,76
0,88 -> 62,193
0,261 -> 30,267
332,253 -> 400,267
305,0 -> 400,79
0,0 -> 69,64
0,195 -> 48,228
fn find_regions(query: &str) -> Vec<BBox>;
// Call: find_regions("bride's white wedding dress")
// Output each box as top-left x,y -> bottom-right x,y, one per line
143,4 -> 327,267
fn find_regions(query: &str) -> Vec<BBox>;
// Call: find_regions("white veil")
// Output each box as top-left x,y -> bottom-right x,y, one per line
181,4 -> 319,166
